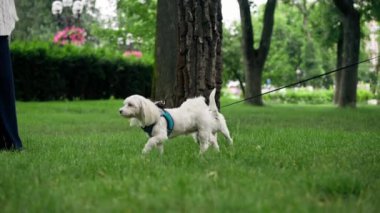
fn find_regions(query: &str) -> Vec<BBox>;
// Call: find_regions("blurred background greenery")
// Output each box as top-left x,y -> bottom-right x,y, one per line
9,0 -> 380,103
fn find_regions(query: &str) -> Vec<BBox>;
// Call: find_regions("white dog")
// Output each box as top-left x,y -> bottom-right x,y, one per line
119,89 -> 233,154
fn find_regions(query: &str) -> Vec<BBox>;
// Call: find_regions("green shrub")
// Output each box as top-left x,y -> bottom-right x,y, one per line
10,41 -> 153,101
357,89 -> 375,102
263,88 -> 334,104
263,88 -> 375,104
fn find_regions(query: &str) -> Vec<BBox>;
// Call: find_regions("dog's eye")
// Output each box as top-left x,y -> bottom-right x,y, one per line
127,103 -> 134,107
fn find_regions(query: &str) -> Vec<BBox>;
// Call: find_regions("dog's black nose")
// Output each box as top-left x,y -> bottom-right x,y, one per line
119,110 -> 123,114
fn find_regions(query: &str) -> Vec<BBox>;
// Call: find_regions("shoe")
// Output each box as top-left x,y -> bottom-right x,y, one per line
0,134 -> 17,150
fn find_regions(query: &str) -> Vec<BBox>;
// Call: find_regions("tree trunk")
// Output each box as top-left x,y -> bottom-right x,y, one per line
153,0 -> 178,107
214,2 -> 223,108
175,0 -> 223,108
334,24 -> 343,104
238,0 -> 277,106
375,59 -> 380,96
333,0 -> 361,107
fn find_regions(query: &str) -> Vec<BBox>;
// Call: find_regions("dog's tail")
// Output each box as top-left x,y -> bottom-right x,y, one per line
208,88 -> 218,114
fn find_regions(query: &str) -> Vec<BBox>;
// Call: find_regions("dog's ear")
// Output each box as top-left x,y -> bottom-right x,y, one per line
139,98 -> 160,126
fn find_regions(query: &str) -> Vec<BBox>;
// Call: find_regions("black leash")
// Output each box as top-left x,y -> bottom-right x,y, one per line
221,56 -> 380,108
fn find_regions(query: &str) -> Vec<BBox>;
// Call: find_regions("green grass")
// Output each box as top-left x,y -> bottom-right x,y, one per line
1,100 -> 379,212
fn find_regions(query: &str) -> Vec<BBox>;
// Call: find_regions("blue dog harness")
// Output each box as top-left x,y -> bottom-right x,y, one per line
141,109 -> 174,137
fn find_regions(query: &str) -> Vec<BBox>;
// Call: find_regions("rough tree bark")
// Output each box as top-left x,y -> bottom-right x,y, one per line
153,0 -> 178,107
174,0 -> 223,108
237,0 -> 277,106
333,0 -> 361,107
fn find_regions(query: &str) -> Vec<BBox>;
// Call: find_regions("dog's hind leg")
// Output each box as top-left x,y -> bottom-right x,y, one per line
209,133 -> 220,152
221,126 -> 233,146
218,114 -> 233,145
192,133 -> 200,144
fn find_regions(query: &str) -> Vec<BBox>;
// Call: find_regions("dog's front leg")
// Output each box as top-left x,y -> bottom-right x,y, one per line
209,133 -> 220,152
142,135 -> 166,154
197,130 -> 211,154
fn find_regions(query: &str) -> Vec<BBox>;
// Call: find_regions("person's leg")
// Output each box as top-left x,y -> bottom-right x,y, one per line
0,36 -> 23,150
0,121 -> 12,149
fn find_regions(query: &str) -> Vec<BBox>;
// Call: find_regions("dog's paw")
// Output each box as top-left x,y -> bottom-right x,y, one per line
142,149 -> 149,155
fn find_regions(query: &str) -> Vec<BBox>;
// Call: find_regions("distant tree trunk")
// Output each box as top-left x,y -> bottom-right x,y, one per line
333,0 -> 361,107
334,24 -> 343,104
174,0 -> 223,108
153,0 -> 178,107
375,59 -> 380,96
237,0 -> 277,106
234,71 -> 245,95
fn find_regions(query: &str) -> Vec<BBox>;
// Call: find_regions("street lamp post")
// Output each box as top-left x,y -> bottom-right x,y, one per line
52,0 -> 87,45
296,68 -> 303,87
118,33 -> 143,58
125,33 -> 134,50
52,0 -> 84,28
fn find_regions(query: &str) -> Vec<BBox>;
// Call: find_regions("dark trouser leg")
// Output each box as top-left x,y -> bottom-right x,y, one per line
0,36 -> 22,150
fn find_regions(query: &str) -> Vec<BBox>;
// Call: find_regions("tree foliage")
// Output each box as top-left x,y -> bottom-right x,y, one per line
13,0 -> 99,41
91,0 -> 157,57
222,26 -> 244,92
115,0 -> 157,57
13,0 -> 55,40
237,0 -> 277,106
223,1 -> 380,90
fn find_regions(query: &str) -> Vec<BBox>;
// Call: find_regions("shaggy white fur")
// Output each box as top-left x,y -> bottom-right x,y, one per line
119,89 -> 233,154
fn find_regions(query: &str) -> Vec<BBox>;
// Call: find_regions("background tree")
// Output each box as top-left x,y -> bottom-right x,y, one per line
262,3 -> 304,86
222,25 -> 244,94
90,0 -> 157,56
284,0 -> 317,39
307,0 -> 343,102
262,2 -> 334,88
153,0 -> 178,106
173,0 -> 223,108
331,0 -> 380,107
223,0 -> 378,96
358,0 -> 380,98
13,0 -> 98,41
13,0 -> 56,40
333,0 -> 361,107
306,0 -> 380,103
360,0 -> 380,21
115,0 -> 157,56
237,0 -> 277,106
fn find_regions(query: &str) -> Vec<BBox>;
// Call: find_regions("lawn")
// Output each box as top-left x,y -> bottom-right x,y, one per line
1,100 -> 379,212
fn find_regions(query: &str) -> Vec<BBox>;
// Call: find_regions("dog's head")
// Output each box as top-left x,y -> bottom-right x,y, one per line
119,95 -> 160,126
119,95 -> 142,118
